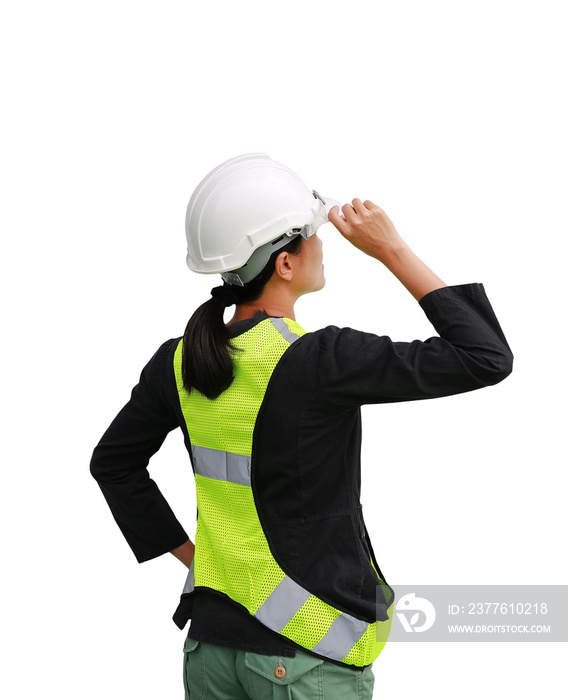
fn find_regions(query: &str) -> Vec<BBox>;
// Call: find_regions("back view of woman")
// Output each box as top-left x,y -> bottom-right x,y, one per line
91,153 -> 513,699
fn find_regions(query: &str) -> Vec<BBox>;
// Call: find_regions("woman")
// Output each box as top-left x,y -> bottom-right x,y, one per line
91,153 -> 513,699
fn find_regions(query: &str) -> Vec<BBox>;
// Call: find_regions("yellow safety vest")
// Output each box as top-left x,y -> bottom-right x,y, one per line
174,316 -> 393,667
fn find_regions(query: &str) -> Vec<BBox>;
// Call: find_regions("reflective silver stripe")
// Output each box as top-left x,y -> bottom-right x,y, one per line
255,576 -> 311,631
192,445 -> 251,486
182,560 -> 195,594
310,613 -> 368,661
270,317 -> 301,344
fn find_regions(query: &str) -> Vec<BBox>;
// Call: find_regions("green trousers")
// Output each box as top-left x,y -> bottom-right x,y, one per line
183,638 -> 375,699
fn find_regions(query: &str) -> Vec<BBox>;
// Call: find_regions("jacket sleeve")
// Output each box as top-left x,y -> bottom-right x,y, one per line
90,339 -> 189,563
317,283 -> 513,407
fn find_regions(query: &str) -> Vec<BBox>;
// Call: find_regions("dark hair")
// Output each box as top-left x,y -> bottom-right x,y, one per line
181,234 -> 303,400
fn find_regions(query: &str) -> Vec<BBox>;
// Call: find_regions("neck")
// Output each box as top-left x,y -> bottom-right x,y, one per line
227,285 -> 297,325
228,300 -> 295,325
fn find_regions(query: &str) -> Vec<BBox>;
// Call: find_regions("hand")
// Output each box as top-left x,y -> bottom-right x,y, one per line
328,198 -> 406,264
171,539 -> 195,569
328,198 -> 447,300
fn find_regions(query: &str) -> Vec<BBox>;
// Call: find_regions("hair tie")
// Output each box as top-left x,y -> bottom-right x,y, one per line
210,284 -> 240,307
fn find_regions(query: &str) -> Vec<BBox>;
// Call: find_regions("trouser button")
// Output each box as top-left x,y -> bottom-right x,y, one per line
274,664 -> 286,679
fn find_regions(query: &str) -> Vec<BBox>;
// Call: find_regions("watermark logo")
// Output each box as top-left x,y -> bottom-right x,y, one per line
381,585 -> 567,642
395,592 -> 436,632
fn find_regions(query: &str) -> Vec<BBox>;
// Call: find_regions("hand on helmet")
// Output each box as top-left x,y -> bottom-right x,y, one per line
328,199 -> 406,263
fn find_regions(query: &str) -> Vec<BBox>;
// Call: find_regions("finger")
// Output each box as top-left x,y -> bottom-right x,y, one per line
341,202 -> 357,221
351,198 -> 366,214
363,199 -> 381,212
328,204 -> 341,221
328,205 -> 348,231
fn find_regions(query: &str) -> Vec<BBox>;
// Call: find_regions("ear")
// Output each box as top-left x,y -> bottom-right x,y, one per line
273,250 -> 294,281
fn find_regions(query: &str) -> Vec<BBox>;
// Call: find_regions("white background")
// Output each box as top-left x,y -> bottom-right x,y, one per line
2,1 -> 566,698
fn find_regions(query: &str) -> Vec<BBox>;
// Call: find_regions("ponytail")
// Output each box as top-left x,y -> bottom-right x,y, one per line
182,234 -> 303,400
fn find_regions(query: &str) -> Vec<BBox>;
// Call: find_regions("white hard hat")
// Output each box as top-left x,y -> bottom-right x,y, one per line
185,153 -> 339,286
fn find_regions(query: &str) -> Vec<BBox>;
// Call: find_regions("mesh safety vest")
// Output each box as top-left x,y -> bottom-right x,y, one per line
173,317 -> 393,667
